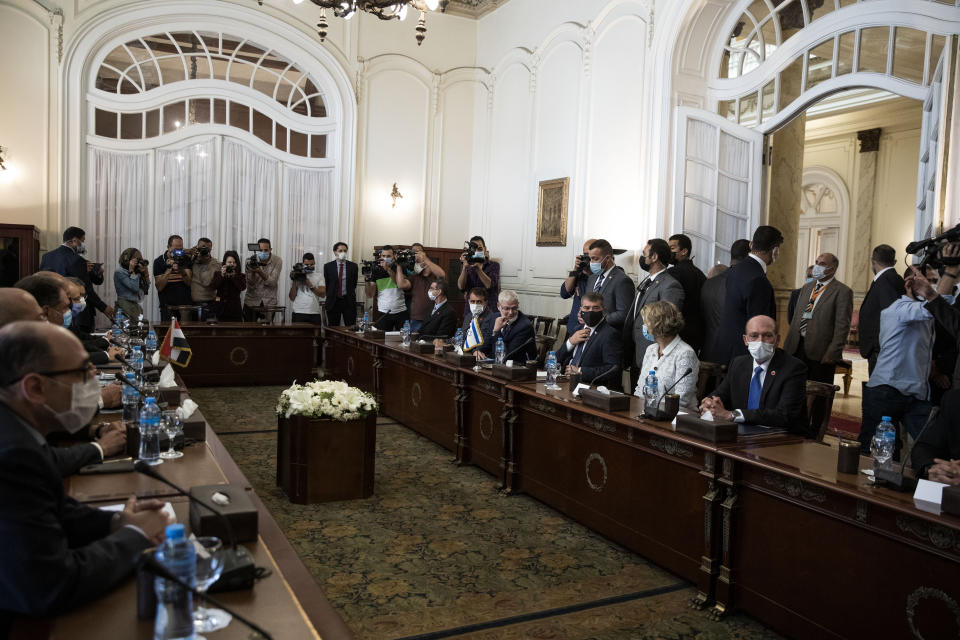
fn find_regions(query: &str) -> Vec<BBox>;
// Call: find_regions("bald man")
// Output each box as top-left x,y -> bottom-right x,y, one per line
0,322 -> 171,627
0,288 -> 46,326
700,315 -> 809,436
783,252 -> 853,383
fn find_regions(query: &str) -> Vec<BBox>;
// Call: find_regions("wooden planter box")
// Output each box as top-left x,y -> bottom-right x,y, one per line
276,413 -> 376,504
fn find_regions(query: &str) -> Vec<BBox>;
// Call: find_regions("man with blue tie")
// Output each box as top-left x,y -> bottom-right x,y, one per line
556,293 -> 622,391
699,315 -> 809,436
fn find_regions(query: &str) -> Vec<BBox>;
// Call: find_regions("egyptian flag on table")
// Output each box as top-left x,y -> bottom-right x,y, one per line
463,316 -> 484,352
159,318 -> 192,367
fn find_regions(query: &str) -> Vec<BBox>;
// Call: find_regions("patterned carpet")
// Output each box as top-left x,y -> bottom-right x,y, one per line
190,385 -> 782,640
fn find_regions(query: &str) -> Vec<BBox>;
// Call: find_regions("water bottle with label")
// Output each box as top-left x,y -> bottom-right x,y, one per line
154,523 -> 195,640
545,350 -> 560,390
122,372 -> 140,425
132,345 -> 145,380
145,329 -> 158,362
643,370 -> 659,410
139,397 -> 163,465
453,328 -> 464,351
495,337 -> 506,364
401,320 -> 412,347
361,312 -> 370,333
871,416 -> 896,470
114,307 -> 124,332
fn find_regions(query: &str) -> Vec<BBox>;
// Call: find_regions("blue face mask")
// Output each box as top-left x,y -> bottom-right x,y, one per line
257,251 -> 269,261
590,262 -> 603,275
303,266 -> 315,273
383,257 -> 393,266
642,324 -> 654,342
62,310 -> 73,328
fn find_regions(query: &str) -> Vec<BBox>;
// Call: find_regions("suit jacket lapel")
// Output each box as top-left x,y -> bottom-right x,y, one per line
759,351 -> 781,404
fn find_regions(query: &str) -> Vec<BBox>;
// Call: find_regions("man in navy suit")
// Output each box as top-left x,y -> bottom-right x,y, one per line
462,288 -> 497,360
858,244 -> 906,375
700,315 -> 809,436
711,225 -> 782,366
417,280 -> 458,340
39,227 -> 113,331
480,289 -> 537,362
556,292 -> 622,391
323,241 -> 359,326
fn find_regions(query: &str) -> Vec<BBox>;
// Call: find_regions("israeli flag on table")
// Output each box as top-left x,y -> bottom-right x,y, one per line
463,316 -> 484,352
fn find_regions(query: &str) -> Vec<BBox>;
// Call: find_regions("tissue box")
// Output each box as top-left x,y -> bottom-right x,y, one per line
579,388 -> 631,412
364,329 -> 385,341
384,331 -> 403,343
944,486 -> 960,517
182,409 -> 207,442
492,364 -> 537,381
408,342 -> 435,354
188,484 -> 258,543
443,352 -> 477,367
675,413 -> 738,443
158,387 -> 185,406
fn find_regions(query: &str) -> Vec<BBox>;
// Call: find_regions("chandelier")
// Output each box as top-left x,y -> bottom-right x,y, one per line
283,1 -> 444,45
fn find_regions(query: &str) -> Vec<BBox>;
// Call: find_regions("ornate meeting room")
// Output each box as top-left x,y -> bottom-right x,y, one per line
1,0 -> 959,638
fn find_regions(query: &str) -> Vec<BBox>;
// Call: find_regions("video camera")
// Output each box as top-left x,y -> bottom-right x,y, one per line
361,248 -> 417,283
246,242 -> 266,270
290,262 -> 309,281
906,223 -> 960,271
170,249 -> 193,269
462,240 -> 486,265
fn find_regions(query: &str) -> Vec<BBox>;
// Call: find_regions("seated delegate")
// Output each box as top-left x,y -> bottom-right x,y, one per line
555,292 -> 622,391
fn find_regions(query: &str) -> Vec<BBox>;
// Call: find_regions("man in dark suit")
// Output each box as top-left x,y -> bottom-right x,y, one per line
787,265 -> 814,323
711,225 -> 782,366
858,244 -> 906,374
556,293 -> 622,391
783,253 -> 853,383
417,280 -> 458,340
0,322 -> 171,631
700,239 -> 750,364
623,238 -> 684,390
462,288 -> 497,360
324,241 -> 359,326
584,239 -> 634,330
480,290 -> 537,362
668,233 -> 707,353
38,226 -> 114,331
700,315 -> 809,436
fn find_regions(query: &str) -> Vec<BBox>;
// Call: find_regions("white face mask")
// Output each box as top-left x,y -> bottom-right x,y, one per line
771,246 -> 780,263
470,303 -> 484,316
428,290 -> 438,301
43,376 -> 101,434
811,264 -> 827,280
414,263 -> 425,274
337,252 -> 347,261
747,340 -> 775,364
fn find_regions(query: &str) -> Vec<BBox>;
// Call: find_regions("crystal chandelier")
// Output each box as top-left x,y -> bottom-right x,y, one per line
284,1 -> 443,45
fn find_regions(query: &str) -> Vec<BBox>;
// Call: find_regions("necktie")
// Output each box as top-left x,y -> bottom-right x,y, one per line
501,322 -> 510,338
593,273 -> 605,293
572,334 -> 587,366
747,365 -> 763,411
798,282 -> 824,334
338,262 -> 345,297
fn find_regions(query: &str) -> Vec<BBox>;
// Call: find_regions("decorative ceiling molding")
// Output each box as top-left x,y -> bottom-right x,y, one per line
441,0 -> 510,19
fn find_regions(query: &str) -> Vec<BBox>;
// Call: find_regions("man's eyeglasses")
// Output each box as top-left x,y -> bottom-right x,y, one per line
36,361 -> 97,383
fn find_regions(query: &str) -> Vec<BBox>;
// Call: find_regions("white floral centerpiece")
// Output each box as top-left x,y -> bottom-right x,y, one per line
276,379 -> 377,422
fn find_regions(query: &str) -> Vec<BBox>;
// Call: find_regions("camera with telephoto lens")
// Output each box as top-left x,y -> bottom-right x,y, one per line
462,240 -> 486,265
394,249 -> 416,273
907,223 -> 960,271
570,253 -> 591,279
225,264 -> 237,275
135,258 -> 149,271
290,262 -> 308,281
170,249 -> 192,268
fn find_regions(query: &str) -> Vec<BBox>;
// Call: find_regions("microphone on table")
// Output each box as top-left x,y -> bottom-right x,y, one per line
137,554 -> 273,640
644,368 -> 693,420
504,337 -> 536,363
875,406 -> 939,491
587,364 -> 621,388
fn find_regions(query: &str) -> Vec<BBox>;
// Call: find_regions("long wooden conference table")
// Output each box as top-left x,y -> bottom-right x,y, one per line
325,326 -> 960,640
12,380 -> 352,640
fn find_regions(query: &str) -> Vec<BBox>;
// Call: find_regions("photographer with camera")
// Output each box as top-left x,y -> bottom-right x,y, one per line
408,242 -> 446,332
113,248 -> 151,319
243,238 -> 283,322
188,237 -> 219,318
209,251 -> 247,321
153,234 -> 193,321
323,242 -> 358,327
364,245 -> 411,331
457,235 -> 499,318
560,239 -> 596,336
39,226 -> 114,331
288,253 -> 326,325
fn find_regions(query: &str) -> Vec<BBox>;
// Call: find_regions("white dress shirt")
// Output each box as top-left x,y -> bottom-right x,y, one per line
732,357 -> 772,422
748,253 -> 768,273
635,335 -> 700,409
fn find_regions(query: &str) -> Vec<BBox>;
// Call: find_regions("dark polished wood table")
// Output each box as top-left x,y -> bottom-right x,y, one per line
324,327 -> 960,639
176,322 -> 321,387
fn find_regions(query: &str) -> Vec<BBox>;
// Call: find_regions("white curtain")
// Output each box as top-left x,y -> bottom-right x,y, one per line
280,166 -> 332,321
86,148 -> 151,323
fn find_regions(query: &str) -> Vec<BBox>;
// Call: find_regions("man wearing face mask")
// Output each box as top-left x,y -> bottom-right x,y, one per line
288,252 -> 326,325
711,225 -> 782,367
584,239 -> 634,330
787,265 -> 814,325
457,235 -> 500,318
65,278 -> 125,366
407,243 -> 446,332
0,322 -> 173,628
480,290 -> 537,362
364,245 -> 412,331
324,242 -> 359,327
39,226 -> 115,331
555,293 -> 622,391
462,288 -> 497,359
782,253 -> 853,383
416,280 -> 458,341
243,238 -> 283,322
667,234 -> 707,353
154,234 -> 193,322
699,315 -> 809,436
188,237 -> 220,318
623,238 -> 685,392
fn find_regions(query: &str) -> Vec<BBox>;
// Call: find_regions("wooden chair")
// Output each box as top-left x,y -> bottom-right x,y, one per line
696,361 -> 727,401
806,380 -> 841,442
834,359 -> 853,396
535,334 -> 556,369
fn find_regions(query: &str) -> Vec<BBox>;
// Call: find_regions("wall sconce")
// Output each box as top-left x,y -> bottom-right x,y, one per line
390,182 -> 403,208
0,146 -> 7,171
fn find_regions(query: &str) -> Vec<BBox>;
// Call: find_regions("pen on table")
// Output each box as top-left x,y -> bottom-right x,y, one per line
103,457 -> 134,464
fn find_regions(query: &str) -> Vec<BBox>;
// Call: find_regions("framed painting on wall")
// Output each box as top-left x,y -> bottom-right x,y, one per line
536,177 -> 569,247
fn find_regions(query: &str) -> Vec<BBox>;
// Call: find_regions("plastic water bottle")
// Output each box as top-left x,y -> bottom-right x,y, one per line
122,372 -> 140,425
114,307 -> 125,331
132,345 -> 144,379
362,312 -> 370,332
643,370 -> 659,407
545,350 -> 560,390
145,329 -> 158,361
453,328 -> 464,350
154,523 -> 196,640
139,397 -> 163,465
871,416 -> 896,469
495,337 -> 506,364
401,320 -> 412,347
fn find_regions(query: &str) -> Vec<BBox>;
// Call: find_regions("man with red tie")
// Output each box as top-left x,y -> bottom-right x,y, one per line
323,242 -> 359,326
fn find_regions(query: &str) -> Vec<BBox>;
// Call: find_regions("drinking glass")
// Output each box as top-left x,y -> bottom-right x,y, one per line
193,537 -> 231,633
160,411 -> 184,460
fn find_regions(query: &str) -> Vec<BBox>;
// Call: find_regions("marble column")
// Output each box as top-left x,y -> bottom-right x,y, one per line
766,114 -> 806,293
853,128 -> 881,294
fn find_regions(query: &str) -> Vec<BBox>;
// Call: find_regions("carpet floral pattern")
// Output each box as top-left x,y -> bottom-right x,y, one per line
190,386 -> 782,639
